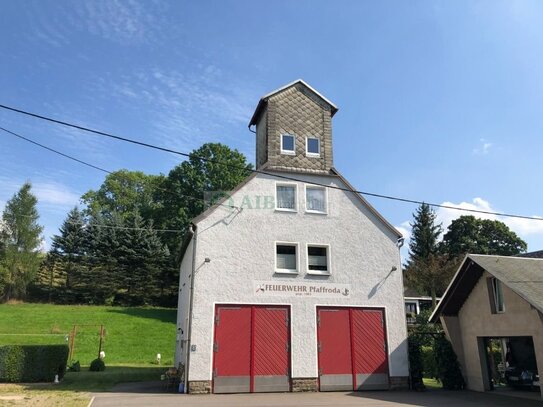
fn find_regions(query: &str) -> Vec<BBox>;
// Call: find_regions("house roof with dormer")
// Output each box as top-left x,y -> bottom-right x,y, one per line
249,79 -> 339,126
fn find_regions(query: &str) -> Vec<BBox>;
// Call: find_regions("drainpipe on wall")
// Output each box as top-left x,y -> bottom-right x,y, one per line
396,236 -> 412,389
184,224 -> 197,394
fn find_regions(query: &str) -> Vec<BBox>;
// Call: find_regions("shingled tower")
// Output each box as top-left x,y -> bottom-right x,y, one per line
249,80 -> 338,174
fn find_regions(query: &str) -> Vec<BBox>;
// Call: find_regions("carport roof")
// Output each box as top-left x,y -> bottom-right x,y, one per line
430,254 -> 543,322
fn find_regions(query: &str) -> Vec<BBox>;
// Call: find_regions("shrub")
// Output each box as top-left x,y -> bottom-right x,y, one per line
434,336 -> 465,389
407,333 -> 425,391
421,345 -> 438,379
68,360 -> 81,372
89,358 -> 106,372
0,345 -> 69,383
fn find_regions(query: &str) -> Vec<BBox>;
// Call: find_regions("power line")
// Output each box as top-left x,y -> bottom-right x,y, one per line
0,126 -> 112,174
1,103 -> 542,222
0,126 -> 241,221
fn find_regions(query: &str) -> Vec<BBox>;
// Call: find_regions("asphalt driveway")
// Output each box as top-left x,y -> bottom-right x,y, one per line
91,382 -> 542,407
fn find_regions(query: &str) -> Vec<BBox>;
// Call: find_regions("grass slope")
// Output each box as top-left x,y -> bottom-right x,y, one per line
0,304 -> 177,366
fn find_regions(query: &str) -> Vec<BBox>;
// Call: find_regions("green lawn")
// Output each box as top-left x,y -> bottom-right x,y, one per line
0,366 -> 167,406
423,378 -> 443,389
0,303 -> 177,366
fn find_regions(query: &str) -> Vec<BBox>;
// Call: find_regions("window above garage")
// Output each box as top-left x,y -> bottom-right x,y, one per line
307,244 -> 330,275
275,243 -> 298,274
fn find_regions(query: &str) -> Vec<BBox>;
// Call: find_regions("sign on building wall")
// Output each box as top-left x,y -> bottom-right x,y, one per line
254,280 -> 351,298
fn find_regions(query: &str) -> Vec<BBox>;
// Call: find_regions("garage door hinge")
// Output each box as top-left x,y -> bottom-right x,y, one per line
213,342 -> 219,352
285,316 -> 289,327
317,316 -> 320,326
318,368 -> 322,376
285,343 -> 289,353
213,368 -> 217,377
215,315 -> 219,325
381,316 -> 384,327
383,343 -> 386,353
317,342 -> 322,352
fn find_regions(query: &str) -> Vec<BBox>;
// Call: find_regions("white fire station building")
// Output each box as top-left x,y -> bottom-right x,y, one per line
174,80 -> 409,394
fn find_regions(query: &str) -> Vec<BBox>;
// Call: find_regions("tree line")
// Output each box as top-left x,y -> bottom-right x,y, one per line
1,142 -> 529,307
404,203 -> 527,307
0,143 -> 252,305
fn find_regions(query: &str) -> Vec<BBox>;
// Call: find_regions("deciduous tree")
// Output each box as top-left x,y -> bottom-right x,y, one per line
440,215 -> 527,258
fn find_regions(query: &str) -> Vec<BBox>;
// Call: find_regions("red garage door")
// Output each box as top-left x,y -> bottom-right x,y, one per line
213,305 -> 290,393
317,307 -> 389,391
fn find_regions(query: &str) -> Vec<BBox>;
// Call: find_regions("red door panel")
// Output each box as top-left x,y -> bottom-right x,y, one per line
213,306 -> 251,393
253,307 -> 290,392
351,309 -> 389,390
317,308 -> 353,391
253,307 -> 289,375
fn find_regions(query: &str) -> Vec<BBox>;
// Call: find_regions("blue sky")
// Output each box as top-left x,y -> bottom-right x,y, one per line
2,0 -> 543,254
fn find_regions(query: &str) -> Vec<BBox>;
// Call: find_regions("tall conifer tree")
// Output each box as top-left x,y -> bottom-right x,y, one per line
0,182 -> 43,301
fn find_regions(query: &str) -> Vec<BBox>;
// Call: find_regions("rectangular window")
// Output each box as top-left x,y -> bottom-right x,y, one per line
306,137 -> 320,157
307,245 -> 330,275
281,134 -> 295,155
276,243 -> 298,273
276,184 -> 297,211
306,186 -> 326,213
405,302 -> 417,314
492,278 -> 505,313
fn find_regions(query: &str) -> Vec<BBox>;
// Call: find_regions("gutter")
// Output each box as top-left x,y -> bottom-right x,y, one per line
183,224 -> 197,393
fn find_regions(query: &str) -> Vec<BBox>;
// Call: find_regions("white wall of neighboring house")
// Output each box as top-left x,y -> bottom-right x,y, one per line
175,171 -> 409,382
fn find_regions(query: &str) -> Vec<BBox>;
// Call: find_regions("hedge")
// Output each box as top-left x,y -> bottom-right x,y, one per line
0,345 -> 69,383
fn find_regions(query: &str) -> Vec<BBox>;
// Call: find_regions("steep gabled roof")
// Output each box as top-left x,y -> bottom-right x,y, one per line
430,254 -> 543,322
249,79 -> 339,126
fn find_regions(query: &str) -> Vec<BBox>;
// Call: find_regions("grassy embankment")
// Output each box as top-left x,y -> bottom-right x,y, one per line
0,303 -> 177,405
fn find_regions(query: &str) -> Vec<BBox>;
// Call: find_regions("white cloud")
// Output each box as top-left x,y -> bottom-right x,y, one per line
32,182 -> 80,207
472,138 -> 493,155
436,198 -> 543,237
0,177 -> 80,209
77,0 -> 152,44
100,67 -> 258,154
395,220 -> 411,241
398,197 -> 543,256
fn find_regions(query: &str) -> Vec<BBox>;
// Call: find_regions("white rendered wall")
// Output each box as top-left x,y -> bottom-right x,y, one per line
182,172 -> 409,381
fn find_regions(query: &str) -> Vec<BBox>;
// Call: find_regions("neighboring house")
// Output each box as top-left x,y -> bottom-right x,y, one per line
430,254 -> 543,399
174,80 -> 409,394
404,287 -> 440,325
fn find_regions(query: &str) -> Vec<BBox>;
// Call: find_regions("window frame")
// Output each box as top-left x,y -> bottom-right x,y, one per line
492,277 -> 505,313
280,134 -> 296,155
274,241 -> 299,274
275,182 -> 298,212
305,136 -> 320,157
304,185 -> 328,214
306,243 -> 331,275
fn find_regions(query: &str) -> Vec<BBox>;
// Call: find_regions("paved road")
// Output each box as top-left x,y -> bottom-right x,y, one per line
91,382 -> 542,407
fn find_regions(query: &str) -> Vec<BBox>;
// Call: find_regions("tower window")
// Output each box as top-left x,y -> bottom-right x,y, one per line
281,134 -> 295,155
306,137 -> 320,157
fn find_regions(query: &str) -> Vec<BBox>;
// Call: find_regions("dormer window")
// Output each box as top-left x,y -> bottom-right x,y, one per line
281,134 -> 295,155
306,137 -> 320,157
